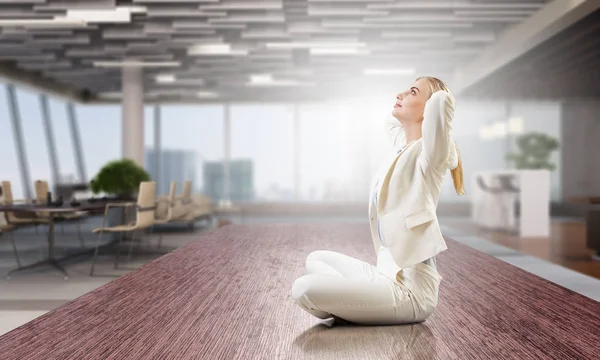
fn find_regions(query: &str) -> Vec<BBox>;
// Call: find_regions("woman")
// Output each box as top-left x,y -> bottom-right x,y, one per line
291,76 -> 465,326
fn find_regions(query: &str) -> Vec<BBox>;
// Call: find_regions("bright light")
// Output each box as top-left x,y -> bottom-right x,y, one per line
188,43 -> 247,55
93,60 -> 181,68
492,122 -> 507,137
156,74 -> 176,83
364,68 -> 416,76
480,122 -> 509,140
197,91 -> 219,98
310,47 -> 368,55
265,42 -> 366,49
247,73 -> 314,87
249,74 -> 274,84
0,17 -> 87,27
508,116 -> 524,134
66,7 -> 137,23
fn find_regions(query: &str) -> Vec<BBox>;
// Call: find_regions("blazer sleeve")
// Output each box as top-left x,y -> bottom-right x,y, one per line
419,90 -> 455,172
385,114 -> 406,152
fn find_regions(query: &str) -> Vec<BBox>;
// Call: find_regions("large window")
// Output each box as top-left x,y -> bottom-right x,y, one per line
510,101 -> 562,201
0,85 -> 24,199
160,105 -> 224,198
76,105 -> 122,181
76,104 -> 154,183
298,102 -> 365,202
16,87 -> 52,194
441,100 -> 562,202
48,96 -> 78,183
231,104 -> 294,202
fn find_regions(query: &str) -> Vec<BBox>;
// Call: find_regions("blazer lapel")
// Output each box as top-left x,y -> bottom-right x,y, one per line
377,140 -> 419,214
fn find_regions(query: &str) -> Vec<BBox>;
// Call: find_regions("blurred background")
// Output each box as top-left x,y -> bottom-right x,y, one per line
0,0 -> 599,335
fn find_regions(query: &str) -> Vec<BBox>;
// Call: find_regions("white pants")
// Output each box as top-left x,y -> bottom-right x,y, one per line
291,250 -> 435,326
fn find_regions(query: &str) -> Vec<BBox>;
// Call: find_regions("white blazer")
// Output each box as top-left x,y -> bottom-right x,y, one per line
369,91 -> 458,273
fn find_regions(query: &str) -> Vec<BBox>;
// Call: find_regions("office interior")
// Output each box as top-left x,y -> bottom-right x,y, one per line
0,0 -> 599,358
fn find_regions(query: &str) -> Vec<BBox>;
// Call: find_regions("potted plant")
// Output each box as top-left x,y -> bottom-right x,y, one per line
505,132 -> 559,170
90,159 -> 151,201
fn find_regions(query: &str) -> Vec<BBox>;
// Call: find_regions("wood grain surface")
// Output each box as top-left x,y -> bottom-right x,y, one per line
0,223 -> 598,359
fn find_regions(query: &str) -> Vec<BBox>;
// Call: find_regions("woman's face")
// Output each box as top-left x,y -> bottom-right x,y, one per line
391,78 -> 433,123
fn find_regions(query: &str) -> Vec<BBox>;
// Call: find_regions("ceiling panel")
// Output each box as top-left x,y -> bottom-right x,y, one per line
459,8 -> 600,100
0,0 -> 553,102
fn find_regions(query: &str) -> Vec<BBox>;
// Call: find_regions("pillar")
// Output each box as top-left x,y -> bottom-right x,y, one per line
122,66 -> 144,166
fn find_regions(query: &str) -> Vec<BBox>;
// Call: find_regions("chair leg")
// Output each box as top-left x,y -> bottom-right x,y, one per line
90,231 -> 103,276
158,234 -> 163,249
8,232 -> 21,268
114,232 -> 124,270
76,223 -> 85,248
127,231 -> 137,262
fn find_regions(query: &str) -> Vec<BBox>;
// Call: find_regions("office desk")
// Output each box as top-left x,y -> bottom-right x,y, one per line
0,224 -> 598,359
0,203 -> 105,279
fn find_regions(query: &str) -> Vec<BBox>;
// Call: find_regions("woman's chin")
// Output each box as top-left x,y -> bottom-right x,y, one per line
391,108 -> 402,119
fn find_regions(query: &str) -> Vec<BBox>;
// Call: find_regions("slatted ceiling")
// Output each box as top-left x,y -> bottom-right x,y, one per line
0,0 -> 552,102
460,7 -> 600,100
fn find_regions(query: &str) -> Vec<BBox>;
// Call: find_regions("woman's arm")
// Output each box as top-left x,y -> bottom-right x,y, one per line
419,90 -> 455,172
385,114 -> 406,152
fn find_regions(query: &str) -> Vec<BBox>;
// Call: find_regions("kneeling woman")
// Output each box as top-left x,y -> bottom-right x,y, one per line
291,77 -> 465,325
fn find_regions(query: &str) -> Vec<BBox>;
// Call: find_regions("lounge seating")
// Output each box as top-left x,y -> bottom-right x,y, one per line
164,180 -> 214,230
1,181 -> 49,227
34,180 -> 88,247
89,181 -> 157,276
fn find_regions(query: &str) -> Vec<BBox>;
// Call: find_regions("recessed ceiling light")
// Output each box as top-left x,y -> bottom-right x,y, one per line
249,74 -> 274,84
363,68 -> 416,76
310,47 -> 369,55
197,91 -> 219,98
188,43 -> 247,55
156,74 -> 176,83
0,17 -> 87,27
93,60 -> 181,68
265,41 -> 366,49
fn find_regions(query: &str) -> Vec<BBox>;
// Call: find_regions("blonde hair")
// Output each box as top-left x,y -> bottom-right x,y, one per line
416,76 -> 465,196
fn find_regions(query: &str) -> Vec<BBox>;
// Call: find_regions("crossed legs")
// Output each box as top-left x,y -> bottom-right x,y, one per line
291,250 -> 403,326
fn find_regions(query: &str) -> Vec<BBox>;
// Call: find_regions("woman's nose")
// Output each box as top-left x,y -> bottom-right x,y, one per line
396,93 -> 403,100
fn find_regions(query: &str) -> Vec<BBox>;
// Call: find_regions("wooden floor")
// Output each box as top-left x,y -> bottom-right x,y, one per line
444,218 -> 600,280
0,223 -> 599,359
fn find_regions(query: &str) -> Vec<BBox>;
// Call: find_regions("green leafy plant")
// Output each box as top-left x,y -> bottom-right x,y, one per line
505,132 -> 559,170
90,159 -> 151,197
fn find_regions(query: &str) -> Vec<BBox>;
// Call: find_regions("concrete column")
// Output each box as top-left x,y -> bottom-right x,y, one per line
122,66 -> 144,166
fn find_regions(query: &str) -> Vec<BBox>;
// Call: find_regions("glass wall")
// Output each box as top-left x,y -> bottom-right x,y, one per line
48,96 -> 78,184
231,104 -> 294,202
0,85 -> 24,199
77,105 -> 154,184
77,105 -> 121,182
0,79 -> 563,205
15,87 -> 52,195
442,100 -> 562,202
298,102 -> 367,202
160,104 -> 224,198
